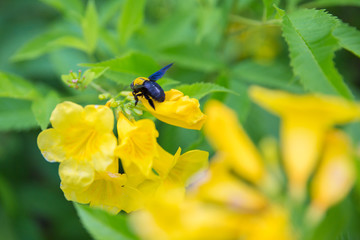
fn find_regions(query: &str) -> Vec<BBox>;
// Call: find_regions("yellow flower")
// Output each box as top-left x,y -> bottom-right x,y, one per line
114,112 -> 208,199
308,130 -> 355,222
131,189 -> 294,240
37,101 -> 117,188
249,86 -> 360,198
115,112 -> 159,177
241,206 -> 295,240
204,100 -> 265,183
140,89 -> 207,130
127,145 -> 209,197
156,148 -> 209,190
61,171 -> 143,214
195,153 -> 268,211
131,190 -> 242,240
130,100 -> 300,240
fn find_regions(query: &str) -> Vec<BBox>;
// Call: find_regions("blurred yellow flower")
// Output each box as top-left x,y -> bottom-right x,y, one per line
115,112 -> 159,176
249,86 -> 360,198
127,145 -> 209,197
308,130 -> 355,221
129,100 -> 297,240
131,189 -> 294,240
140,89 -> 207,130
37,101 -> 117,188
195,154 -> 268,212
154,148 -> 209,191
131,190 -> 242,240
61,171 -> 143,214
204,100 -> 265,183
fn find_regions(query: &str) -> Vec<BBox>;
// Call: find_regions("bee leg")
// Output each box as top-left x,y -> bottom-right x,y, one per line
144,94 -> 155,110
133,92 -> 142,106
132,91 -> 138,105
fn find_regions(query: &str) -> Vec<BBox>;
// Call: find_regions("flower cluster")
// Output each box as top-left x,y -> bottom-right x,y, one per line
130,86 -> 360,239
37,90 -> 208,213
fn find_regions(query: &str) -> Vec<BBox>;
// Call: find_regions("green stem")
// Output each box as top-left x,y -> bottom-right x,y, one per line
89,82 -> 108,94
230,15 -> 262,26
286,0 -> 299,12
262,1 -> 267,22
230,15 -> 281,26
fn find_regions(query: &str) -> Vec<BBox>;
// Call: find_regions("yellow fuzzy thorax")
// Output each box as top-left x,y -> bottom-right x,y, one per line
133,77 -> 149,86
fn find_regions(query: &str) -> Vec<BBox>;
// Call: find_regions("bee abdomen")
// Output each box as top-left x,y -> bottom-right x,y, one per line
143,81 -> 165,102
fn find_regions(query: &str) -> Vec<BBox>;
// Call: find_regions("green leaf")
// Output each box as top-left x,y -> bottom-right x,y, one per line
159,44 -> 224,72
0,208 -> 16,240
231,60 -> 302,92
176,82 -> 236,100
0,99 -> 38,131
0,72 -> 39,100
81,52 -> 160,85
51,36 -> 88,52
103,71 -> 136,86
196,4 -> 222,44
281,9 -> 352,99
81,52 -> 159,75
143,10 -> 196,51
157,78 -> 180,90
85,67 -> 109,84
31,91 -> 60,130
302,0 -> 360,7
333,22 -> 360,58
117,0 -> 146,45
273,4 -> 285,19
307,199 -> 351,240
226,81 -> 252,123
82,0 -> 99,54
11,31 -> 88,62
74,204 -> 139,240
211,72 -> 230,102
39,0 -> 83,20
99,0 -> 123,26
262,0 -> 280,19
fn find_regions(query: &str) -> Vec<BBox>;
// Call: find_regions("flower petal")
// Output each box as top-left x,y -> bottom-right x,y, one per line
50,101 -> 84,130
167,150 -> 209,187
152,145 -> 179,179
84,105 -> 115,132
248,86 -> 360,123
116,113 -> 158,176
204,100 -> 265,183
62,172 -> 143,213
281,117 -> 327,196
37,128 -> 65,162
249,86 -> 360,199
310,130 -> 355,212
141,89 -> 207,130
91,132 -> 118,172
59,160 -> 95,190
196,155 -> 268,211
38,101 -> 117,172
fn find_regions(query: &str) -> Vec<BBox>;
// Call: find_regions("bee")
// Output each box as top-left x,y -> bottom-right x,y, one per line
130,63 -> 173,110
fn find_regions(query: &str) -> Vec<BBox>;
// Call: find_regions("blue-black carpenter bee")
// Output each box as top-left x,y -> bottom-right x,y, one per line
130,63 -> 173,110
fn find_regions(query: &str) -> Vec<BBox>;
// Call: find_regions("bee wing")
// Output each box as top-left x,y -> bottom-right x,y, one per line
148,63 -> 173,81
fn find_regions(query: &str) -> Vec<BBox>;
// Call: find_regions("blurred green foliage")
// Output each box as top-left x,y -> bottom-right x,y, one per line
1,0 -> 360,239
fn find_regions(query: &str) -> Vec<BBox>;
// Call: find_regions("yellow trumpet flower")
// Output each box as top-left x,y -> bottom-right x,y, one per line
115,112 -> 159,177
61,171 -> 143,214
308,130 -> 355,223
140,89 -> 207,130
204,100 -> 265,183
249,86 -> 360,199
37,101 -> 117,188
